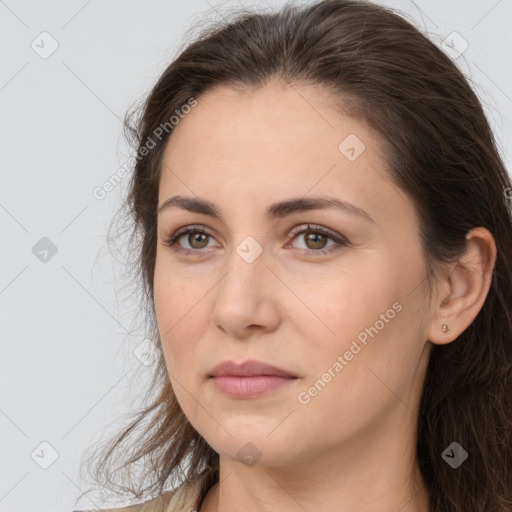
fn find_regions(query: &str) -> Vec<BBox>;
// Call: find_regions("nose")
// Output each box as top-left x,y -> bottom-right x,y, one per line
211,243 -> 281,337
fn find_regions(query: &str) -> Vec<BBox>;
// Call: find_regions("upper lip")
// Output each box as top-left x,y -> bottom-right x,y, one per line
209,359 -> 297,378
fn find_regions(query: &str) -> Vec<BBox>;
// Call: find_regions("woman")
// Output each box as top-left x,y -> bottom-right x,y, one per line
74,1 -> 512,511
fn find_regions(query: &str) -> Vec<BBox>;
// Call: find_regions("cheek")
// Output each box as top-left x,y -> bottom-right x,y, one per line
284,259 -> 393,343
293,256 -> 423,389
153,255 -> 202,332
154,276 -> 209,426
153,270 -> 203,376
294,295 -> 422,442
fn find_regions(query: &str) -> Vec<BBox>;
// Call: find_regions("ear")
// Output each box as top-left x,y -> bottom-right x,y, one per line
427,227 -> 497,345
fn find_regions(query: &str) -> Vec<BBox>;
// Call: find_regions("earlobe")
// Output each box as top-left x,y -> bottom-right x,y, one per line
427,227 -> 497,346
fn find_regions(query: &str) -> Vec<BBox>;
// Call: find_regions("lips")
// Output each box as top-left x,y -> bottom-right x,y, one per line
208,360 -> 298,398
209,359 -> 297,378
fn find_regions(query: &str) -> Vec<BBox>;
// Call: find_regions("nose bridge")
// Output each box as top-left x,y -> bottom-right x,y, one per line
218,234 -> 268,300
211,234 -> 279,332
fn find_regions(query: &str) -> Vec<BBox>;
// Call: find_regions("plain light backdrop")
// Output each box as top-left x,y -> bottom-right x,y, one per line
0,1 -> 510,511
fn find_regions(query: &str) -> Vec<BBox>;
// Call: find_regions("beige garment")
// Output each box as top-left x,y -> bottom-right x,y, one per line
72,473 -> 211,512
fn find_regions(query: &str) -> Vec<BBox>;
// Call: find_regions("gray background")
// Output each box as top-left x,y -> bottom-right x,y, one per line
0,1 -> 510,511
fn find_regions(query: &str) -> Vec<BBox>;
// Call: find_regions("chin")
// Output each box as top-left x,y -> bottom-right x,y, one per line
203,426 -> 307,468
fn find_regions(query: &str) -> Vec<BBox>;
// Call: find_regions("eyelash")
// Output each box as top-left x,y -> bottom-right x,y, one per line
162,223 -> 348,257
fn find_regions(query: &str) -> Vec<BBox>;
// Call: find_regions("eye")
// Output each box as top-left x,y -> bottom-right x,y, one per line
162,225 -> 218,255
286,223 -> 348,256
162,223 -> 348,257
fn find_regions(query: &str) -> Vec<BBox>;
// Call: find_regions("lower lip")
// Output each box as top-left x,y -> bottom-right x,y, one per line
210,375 -> 297,398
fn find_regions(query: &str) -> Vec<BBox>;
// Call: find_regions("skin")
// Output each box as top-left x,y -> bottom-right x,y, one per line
153,79 -> 497,512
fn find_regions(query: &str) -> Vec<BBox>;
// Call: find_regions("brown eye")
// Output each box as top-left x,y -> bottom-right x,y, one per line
163,225 -> 216,254
187,232 -> 209,249
303,231 -> 328,250
288,223 -> 348,256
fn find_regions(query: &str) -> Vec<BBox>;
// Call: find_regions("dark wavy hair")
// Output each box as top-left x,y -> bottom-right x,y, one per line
78,1 -> 512,510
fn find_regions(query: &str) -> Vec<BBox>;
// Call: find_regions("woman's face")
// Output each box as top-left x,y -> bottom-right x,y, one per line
153,80 -> 432,468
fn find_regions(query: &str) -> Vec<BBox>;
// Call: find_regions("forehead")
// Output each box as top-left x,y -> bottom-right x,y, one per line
158,81 -> 411,227
163,81 -> 381,167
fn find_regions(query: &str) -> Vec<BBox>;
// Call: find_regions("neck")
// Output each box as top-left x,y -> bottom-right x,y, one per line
201,401 -> 431,512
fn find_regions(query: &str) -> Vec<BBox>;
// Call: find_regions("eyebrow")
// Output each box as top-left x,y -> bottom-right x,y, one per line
157,195 -> 375,224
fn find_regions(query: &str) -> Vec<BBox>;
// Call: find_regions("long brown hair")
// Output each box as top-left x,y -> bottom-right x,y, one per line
79,1 -> 512,510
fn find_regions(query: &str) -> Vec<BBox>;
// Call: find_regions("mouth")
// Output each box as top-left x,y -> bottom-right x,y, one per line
209,359 -> 297,378
208,359 -> 299,398
209,375 -> 298,398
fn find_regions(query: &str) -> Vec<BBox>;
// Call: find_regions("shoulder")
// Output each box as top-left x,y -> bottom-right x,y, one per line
72,475 -> 209,512
71,489 -> 175,512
